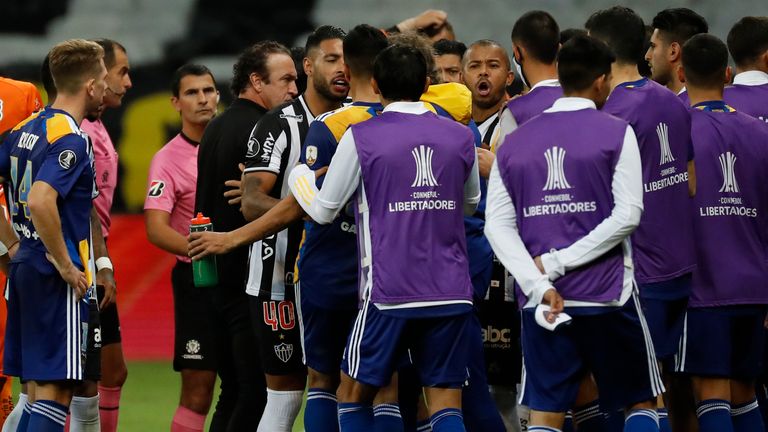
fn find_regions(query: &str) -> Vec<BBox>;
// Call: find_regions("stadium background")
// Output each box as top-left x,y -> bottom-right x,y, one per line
0,0 -> 764,430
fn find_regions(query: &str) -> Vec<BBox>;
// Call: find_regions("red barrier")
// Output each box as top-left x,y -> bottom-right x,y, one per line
110,214 -> 176,360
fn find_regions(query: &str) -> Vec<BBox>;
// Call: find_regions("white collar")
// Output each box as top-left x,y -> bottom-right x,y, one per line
677,86 -> 687,96
543,97 -> 596,113
733,70 -> 768,86
382,101 -> 429,114
530,78 -> 560,91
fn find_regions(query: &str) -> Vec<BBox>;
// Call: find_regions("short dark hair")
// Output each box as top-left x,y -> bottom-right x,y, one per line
682,33 -> 728,89
230,40 -> 291,96
511,11 -> 560,63
651,8 -> 708,45
304,25 -> 346,55
344,24 -> 389,78
290,46 -> 308,94
171,64 -> 216,97
466,39 -> 510,69
727,16 -> 768,68
91,38 -> 126,70
388,32 -> 436,83
374,44 -> 427,101
41,54 -> 56,101
560,28 -> 587,45
558,35 -> 615,93
585,6 -> 645,64
433,39 -> 467,58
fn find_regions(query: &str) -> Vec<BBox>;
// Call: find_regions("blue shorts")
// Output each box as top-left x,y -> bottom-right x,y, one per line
298,286 -> 358,375
676,305 -> 767,380
639,274 -> 691,364
520,294 -> 662,412
342,300 -> 471,388
4,262 -> 89,381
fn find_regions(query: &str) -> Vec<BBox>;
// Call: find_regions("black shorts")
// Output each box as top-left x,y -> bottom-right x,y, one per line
84,296 -> 102,381
249,290 -> 305,376
172,261 -> 217,372
96,285 -> 121,345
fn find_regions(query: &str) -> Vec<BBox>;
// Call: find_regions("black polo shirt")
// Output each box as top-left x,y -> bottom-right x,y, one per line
195,97 -> 267,288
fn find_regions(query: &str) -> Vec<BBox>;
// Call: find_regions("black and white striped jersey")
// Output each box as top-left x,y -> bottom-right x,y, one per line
243,95 -> 314,299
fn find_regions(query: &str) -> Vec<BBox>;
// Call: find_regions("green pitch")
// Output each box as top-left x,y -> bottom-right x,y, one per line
14,361 -> 307,431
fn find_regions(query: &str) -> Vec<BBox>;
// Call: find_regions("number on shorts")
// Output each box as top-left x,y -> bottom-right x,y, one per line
262,300 -> 295,331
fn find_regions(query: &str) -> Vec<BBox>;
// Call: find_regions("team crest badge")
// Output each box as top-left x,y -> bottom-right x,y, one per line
274,343 -> 294,363
305,145 -> 318,166
186,339 -> 201,354
58,150 -> 77,169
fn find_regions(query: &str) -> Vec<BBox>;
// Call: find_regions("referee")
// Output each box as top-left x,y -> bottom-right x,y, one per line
194,40 -> 298,431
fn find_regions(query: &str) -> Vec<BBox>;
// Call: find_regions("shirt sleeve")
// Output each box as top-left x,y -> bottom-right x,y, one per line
290,128 -> 361,224
484,159 -> 554,305
492,106 -> 518,153
143,151 -> 177,213
540,125 -> 644,280
27,84 -> 43,113
243,114 -> 288,174
464,137 -> 481,215
300,120 -> 338,188
35,134 -> 89,199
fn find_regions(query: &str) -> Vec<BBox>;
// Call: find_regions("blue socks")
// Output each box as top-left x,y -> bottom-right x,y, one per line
338,402 -> 373,431
430,408 -> 465,432
657,408 -> 671,432
731,399 -> 764,432
306,389 -> 339,432
562,411 -> 574,432
17,400 -> 32,432
416,418 -> 432,431
624,409 -> 658,432
28,400 -> 67,432
373,403 -> 403,432
696,399 -> 733,432
573,402 -> 605,432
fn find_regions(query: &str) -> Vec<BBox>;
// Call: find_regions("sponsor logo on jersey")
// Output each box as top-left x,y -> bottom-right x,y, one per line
718,151 -> 739,193
260,132 -> 276,163
58,150 -> 77,169
305,145 -> 318,166
148,180 -> 165,197
657,122 -> 675,165
543,146 -> 571,191
411,145 -> 439,187
274,342 -> 294,363
279,113 -> 304,122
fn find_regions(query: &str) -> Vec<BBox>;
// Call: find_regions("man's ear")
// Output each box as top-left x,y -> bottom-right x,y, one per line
85,78 -> 96,97
171,96 -> 181,113
669,41 -> 681,63
424,76 -> 431,94
725,65 -> 733,84
303,56 -> 313,77
505,71 -> 514,86
249,72 -> 263,92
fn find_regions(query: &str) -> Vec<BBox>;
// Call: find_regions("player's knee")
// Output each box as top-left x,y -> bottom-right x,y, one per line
627,398 -> 657,412
104,363 -> 128,387
308,368 -> 337,391
181,390 -> 214,415
730,379 -> 757,405
337,372 -> 376,404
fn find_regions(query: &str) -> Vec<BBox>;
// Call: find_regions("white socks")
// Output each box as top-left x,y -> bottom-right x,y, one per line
1,392 -> 26,432
256,389 -> 304,432
69,395 -> 100,432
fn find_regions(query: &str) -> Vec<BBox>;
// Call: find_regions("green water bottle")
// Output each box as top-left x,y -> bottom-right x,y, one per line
190,212 -> 218,287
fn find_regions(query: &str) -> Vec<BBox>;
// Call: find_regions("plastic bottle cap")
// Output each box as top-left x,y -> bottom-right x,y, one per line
191,212 -> 211,225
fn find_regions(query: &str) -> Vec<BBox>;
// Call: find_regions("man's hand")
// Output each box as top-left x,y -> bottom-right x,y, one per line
541,288 -> 564,323
224,163 -> 245,207
97,268 -> 117,309
46,253 -> 88,299
477,147 -> 495,179
189,231 -> 236,260
398,9 -> 448,32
